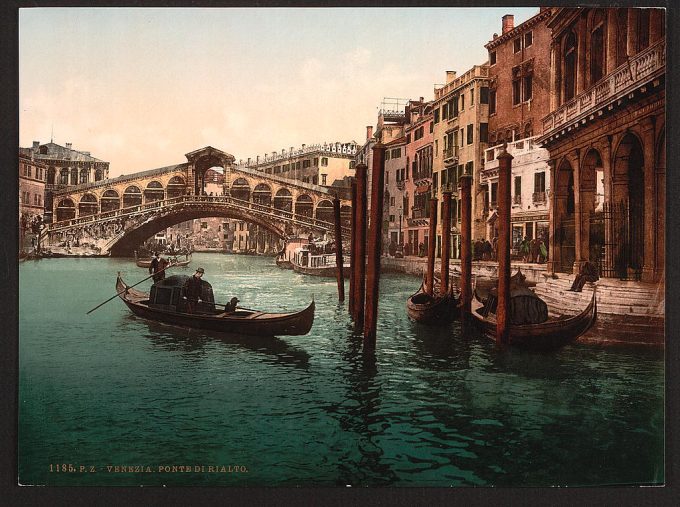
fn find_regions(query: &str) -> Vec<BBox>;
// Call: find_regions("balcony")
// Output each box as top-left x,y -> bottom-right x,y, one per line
396,180 -> 406,191
532,191 -> 546,204
513,195 -> 522,205
443,146 -> 459,165
541,40 -> 665,141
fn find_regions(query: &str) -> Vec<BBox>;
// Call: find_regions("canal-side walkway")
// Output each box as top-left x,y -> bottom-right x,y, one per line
383,255 -> 664,347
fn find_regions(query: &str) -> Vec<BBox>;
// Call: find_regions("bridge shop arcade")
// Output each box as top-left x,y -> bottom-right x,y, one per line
45,146 -> 352,257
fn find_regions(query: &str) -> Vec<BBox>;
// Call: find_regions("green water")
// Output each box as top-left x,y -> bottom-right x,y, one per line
18,253 -> 664,486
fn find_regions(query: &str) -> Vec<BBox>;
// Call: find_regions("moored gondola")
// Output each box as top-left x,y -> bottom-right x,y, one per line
406,277 -> 460,324
116,273 -> 315,337
470,279 -> 597,351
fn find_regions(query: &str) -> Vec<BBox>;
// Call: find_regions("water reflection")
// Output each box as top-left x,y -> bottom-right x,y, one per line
133,316 -> 310,368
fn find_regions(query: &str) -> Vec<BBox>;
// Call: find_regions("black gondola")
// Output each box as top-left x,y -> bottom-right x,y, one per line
116,273 -> 315,337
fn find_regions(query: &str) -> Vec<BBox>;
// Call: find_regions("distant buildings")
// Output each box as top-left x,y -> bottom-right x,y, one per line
237,142 -> 358,187
24,141 -> 110,223
19,148 -> 47,251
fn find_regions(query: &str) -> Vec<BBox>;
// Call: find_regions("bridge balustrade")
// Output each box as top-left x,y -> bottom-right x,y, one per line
47,194 -> 349,238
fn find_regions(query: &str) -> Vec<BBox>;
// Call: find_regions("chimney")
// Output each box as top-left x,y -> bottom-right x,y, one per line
419,96 -> 424,103
502,14 -> 514,34
366,126 -> 373,140
66,142 -> 72,150
247,157 -> 251,166
446,71 -> 456,84
32,141 -> 39,151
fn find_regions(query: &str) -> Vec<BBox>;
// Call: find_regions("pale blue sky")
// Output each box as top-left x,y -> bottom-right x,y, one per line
20,7 -> 537,176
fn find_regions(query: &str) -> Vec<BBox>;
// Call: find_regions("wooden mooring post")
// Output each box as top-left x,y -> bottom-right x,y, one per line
459,174 -> 473,316
363,144 -> 385,353
440,190 -> 452,295
348,179 -> 357,314
425,195 -> 438,295
353,163 -> 368,328
496,145 -> 514,344
333,196 -> 345,302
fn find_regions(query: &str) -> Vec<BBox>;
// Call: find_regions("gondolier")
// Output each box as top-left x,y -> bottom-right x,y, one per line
183,267 -> 205,313
149,252 -> 169,282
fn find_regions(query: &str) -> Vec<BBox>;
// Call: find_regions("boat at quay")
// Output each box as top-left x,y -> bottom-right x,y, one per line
291,243 -> 350,278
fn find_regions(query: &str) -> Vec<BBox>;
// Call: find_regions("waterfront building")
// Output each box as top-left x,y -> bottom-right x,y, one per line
355,125 -> 377,214
537,7 -> 665,282
482,9 -> 553,252
236,141 -> 358,187
403,99 -> 433,257
431,65 -> 491,256
24,140 -> 110,223
383,135 -> 407,251
18,148 -> 47,251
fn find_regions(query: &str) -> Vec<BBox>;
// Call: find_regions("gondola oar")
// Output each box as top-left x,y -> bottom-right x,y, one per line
86,263 -> 175,315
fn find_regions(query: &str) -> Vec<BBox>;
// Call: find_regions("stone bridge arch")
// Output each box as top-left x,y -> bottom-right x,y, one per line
108,207 -> 287,256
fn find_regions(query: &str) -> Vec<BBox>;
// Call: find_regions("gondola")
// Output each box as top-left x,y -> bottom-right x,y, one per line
406,276 -> 460,324
470,277 -> 597,351
135,252 -> 192,268
116,273 -> 315,337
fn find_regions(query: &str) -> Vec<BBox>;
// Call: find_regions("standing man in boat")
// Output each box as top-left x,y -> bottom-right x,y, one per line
149,252 -> 170,282
183,267 -> 205,313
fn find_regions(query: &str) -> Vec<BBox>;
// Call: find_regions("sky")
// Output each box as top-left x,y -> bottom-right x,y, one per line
19,7 -> 537,178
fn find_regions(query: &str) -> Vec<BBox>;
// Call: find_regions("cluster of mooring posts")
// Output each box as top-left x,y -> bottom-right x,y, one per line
346,145 -> 386,353
339,143 -> 516,352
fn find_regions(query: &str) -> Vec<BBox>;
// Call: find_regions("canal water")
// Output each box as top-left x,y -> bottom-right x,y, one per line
19,253 -> 664,487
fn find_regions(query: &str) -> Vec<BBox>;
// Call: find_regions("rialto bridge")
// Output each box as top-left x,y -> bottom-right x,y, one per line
43,146 -> 352,256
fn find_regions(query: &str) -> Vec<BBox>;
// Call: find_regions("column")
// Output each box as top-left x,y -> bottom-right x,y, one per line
641,116 -> 656,282
577,16 -> 587,95
546,159 -> 559,275
571,149 -> 584,273
606,10 -> 618,74
627,9 -> 638,57
600,136 -> 614,277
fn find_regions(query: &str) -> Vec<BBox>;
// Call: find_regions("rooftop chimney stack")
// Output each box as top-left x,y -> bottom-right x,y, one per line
32,141 -> 39,150
366,126 -> 374,140
502,14 -> 514,34
446,71 -> 457,84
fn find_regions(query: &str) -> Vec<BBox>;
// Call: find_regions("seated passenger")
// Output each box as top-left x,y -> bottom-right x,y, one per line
224,297 -> 239,313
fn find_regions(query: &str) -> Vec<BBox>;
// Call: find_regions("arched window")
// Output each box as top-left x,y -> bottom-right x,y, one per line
70,168 -> 78,185
80,168 -> 89,184
230,178 -> 251,201
295,194 -> 313,217
56,198 -> 76,222
564,31 -> 577,101
273,188 -> 293,212
47,167 -> 56,185
123,185 -> 143,208
144,181 -> 165,202
252,183 -> 272,206
78,193 -> 98,216
59,168 -> 69,185
101,189 -> 120,213
167,176 -> 186,198
590,10 -> 606,85
315,199 -> 334,223
95,169 -> 104,181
